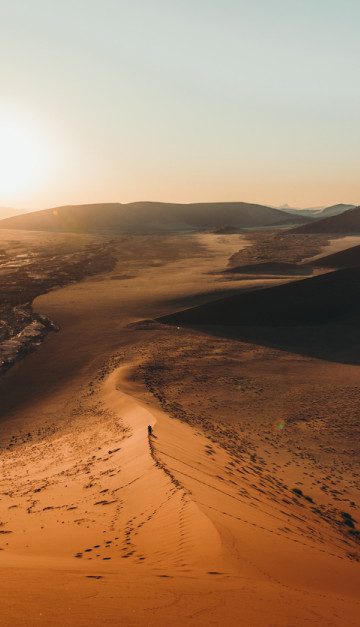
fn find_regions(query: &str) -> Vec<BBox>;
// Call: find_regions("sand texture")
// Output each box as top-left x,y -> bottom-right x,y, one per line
0,232 -> 359,626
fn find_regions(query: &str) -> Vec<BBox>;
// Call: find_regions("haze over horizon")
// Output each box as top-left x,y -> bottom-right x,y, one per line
1,0 -> 359,210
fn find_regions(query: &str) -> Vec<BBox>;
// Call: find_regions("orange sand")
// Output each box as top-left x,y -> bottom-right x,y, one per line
0,233 -> 359,626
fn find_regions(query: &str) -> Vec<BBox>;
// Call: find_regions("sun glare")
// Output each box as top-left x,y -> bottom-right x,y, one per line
0,117 -> 50,199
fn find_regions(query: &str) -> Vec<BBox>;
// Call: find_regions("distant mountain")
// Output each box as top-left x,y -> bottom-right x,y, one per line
292,206 -> 360,234
158,266 -> 360,327
0,201 -> 307,234
0,207 -> 27,220
276,203 -> 355,219
276,205 -> 324,218
316,203 -> 356,218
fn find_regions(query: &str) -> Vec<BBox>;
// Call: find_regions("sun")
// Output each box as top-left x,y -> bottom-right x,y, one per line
0,116 -> 50,199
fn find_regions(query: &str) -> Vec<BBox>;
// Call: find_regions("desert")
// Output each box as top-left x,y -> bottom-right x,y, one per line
0,202 -> 359,626
3,3 -> 360,623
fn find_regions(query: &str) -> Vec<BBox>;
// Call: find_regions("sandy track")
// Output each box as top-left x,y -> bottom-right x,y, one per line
100,365 -> 224,572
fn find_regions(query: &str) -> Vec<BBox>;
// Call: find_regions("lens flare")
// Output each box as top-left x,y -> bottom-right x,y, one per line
274,420 -> 285,431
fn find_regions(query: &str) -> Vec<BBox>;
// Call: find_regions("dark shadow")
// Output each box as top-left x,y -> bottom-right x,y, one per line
156,267 -> 360,365
161,285 -> 268,311
224,261 -> 310,276
159,323 -> 360,366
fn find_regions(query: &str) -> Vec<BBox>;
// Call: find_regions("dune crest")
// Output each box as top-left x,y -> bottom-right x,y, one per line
0,231 -> 359,625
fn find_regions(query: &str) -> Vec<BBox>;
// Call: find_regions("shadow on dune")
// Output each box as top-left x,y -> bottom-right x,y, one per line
165,323 -> 360,365
224,261 -> 310,276
305,242 -> 360,269
157,267 -> 360,365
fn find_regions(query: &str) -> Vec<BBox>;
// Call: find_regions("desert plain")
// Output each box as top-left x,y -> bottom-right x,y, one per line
0,218 -> 360,626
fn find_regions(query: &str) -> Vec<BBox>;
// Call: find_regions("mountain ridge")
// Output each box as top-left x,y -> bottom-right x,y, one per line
0,201 -> 307,234
292,206 -> 360,234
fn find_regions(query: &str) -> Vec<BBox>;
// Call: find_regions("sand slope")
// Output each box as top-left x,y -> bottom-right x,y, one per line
0,233 -> 359,626
293,205 -> 360,234
158,266 -> 360,327
307,242 -> 360,268
317,203 -> 356,218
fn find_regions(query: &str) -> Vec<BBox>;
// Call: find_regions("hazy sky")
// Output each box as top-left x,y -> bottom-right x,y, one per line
1,0 -> 359,209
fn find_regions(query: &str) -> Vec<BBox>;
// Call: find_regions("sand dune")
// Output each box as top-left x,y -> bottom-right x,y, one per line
293,205 -> 360,234
0,232 -> 359,625
224,261 -> 309,275
306,242 -> 360,268
316,203 -> 356,218
158,266 -> 360,327
0,200 -> 306,234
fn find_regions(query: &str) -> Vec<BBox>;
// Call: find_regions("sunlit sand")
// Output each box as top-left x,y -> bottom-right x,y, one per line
0,224 -> 359,626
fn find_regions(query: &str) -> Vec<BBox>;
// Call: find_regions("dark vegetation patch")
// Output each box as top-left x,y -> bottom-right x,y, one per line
0,234 -> 116,374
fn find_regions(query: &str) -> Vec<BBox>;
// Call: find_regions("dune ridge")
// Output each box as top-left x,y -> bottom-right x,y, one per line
0,231 -> 359,625
306,242 -> 360,268
293,205 -> 360,234
158,266 -> 360,327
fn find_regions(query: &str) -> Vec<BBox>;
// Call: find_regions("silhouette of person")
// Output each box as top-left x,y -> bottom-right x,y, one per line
148,425 -> 152,436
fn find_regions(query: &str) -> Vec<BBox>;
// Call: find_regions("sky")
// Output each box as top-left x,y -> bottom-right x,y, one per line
0,0 -> 359,210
